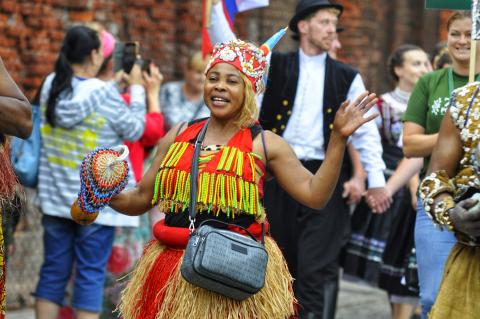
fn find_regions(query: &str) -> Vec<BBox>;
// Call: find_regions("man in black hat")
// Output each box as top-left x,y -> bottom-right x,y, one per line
209,1 -> 390,318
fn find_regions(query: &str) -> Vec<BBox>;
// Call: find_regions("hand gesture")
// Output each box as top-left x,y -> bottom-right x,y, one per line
143,63 -> 163,96
333,92 -> 378,138
450,198 -> 480,238
366,187 -> 393,213
122,63 -> 143,86
342,176 -> 366,205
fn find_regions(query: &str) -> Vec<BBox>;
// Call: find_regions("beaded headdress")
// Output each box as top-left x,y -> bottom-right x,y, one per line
206,27 -> 287,93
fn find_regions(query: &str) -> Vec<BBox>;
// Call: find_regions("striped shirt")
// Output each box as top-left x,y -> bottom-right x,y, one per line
38,74 -> 146,227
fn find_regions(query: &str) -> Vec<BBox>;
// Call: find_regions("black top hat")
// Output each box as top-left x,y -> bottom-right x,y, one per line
289,0 -> 344,33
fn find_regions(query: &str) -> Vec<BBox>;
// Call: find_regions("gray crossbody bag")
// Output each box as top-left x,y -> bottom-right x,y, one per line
180,120 -> 268,300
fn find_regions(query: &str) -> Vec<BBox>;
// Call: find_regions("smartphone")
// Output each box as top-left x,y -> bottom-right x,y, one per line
112,42 -> 124,73
122,41 -> 139,73
141,59 -> 151,74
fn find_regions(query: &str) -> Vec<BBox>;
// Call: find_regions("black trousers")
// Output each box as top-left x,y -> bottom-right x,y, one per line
264,160 -> 350,319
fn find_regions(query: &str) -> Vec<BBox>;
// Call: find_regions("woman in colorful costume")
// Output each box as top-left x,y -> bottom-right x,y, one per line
419,81 -> 480,318
0,56 -> 32,319
106,35 -> 379,319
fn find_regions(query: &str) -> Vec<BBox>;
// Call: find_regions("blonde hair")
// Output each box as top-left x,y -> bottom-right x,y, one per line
188,51 -> 210,72
304,7 -> 341,21
234,74 -> 261,128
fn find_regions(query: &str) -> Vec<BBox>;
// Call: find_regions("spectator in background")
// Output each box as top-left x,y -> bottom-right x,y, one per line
160,51 -> 210,128
328,27 -> 343,59
34,25 -> 145,319
432,46 -> 451,70
342,44 -> 430,319
93,28 -> 166,182
93,31 -> 166,318
0,55 -> 32,319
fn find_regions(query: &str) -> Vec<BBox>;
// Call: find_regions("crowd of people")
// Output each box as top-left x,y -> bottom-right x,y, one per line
1,0 -> 479,319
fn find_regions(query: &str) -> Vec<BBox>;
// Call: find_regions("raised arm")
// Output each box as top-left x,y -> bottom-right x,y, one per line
266,92 -> 378,209
0,57 -> 32,138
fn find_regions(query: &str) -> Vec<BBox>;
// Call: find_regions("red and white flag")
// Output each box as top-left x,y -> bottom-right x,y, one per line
202,0 -> 269,56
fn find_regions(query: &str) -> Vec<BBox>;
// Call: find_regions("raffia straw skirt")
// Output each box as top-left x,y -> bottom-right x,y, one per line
119,236 -> 295,319
429,243 -> 480,319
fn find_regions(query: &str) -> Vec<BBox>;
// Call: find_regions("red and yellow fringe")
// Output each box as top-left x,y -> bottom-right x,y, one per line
152,142 -> 264,219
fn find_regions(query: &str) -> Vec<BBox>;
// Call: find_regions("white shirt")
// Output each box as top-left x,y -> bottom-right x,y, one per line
209,2 -> 386,188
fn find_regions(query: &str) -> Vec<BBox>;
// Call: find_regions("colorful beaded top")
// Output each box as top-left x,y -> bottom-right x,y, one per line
152,120 -> 266,221
420,82 -> 480,233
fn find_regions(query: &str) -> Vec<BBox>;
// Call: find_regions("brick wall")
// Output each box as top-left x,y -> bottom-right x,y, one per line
0,1 -> 453,99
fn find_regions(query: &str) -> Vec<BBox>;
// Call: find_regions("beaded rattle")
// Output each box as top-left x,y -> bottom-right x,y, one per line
71,145 -> 130,225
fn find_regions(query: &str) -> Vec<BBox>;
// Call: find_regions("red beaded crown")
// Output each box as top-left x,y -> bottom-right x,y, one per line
206,28 -> 287,93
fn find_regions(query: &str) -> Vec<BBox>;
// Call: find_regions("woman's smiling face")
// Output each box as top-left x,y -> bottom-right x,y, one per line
204,63 -> 245,121
447,17 -> 472,64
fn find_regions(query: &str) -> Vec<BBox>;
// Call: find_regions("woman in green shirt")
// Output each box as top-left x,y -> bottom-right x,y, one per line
403,11 -> 480,319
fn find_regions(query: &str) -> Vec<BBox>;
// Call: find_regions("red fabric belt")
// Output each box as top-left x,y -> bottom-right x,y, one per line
153,219 -> 269,249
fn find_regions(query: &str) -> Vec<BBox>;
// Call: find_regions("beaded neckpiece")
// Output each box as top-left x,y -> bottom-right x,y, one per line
201,144 -> 224,151
151,121 -> 265,220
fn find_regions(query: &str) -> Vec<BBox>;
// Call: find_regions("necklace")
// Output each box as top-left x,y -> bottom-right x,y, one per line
390,88 -> 410,105
201,144 -> 224,151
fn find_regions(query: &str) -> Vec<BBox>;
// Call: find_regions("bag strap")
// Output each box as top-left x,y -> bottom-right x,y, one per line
188,120 -> 265,245
188,119 -> 210,232
199,219 -> 264,243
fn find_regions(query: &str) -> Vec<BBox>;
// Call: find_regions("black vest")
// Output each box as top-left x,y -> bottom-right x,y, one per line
260,51 -> 358,151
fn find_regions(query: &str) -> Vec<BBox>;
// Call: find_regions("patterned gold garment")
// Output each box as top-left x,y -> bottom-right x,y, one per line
420,83 -> 480,235
420,83 -> 480,319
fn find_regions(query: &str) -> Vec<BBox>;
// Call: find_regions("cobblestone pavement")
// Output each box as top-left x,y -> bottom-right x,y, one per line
7,280 -> 392,319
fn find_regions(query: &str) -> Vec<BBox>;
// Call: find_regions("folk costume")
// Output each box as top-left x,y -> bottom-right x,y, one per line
419,82 -> 480,319
0,135 -> 17,319
119,38 -> 295,319
342,89 -> 418,303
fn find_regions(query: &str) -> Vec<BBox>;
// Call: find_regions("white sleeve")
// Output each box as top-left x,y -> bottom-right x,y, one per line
348,74 -> 386,188
208,2 -> 236,45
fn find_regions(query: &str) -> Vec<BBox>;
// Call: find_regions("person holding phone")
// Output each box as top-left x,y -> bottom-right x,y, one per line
159,51 -> 211,128
33,25 -> 145,319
